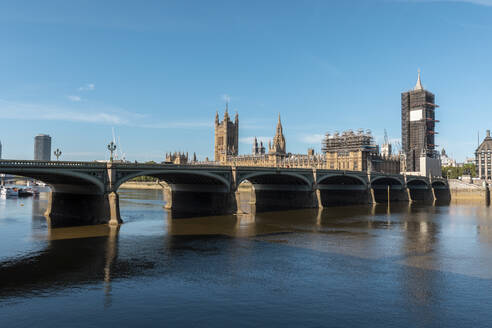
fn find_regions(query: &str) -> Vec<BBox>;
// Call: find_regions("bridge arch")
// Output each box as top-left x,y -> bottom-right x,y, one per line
317,174 -> 367,186
370,176 -> 407,203
371,176 -> 404,187
316,174 -> 368,206
0,169 -> 105,194
237,171 -> 312,189
236,171 -> 314,212
114,169 -> 231,191
431,180 -> 447,188
407,179 -> 430,188
114,169 -> 235,218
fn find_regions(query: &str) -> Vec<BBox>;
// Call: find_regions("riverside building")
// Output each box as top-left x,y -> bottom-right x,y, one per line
475,130 -> 492,180
213,108 -> 400,173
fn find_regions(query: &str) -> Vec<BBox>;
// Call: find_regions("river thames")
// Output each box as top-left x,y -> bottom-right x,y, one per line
1,189 -> 492,327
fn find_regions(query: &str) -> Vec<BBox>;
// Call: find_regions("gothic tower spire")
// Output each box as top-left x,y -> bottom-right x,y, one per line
269,113 -> 286,155
276,113 -> 283,134
414,69 -> 423,91
223,102 -> 229,121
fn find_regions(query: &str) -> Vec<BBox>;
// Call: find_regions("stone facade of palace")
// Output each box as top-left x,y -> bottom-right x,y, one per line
212,109 -> 400,174
322,129 -> 401,174
165,152 -> 197,165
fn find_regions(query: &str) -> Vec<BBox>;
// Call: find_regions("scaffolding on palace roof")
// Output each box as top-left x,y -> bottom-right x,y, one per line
322,129 -> 377,153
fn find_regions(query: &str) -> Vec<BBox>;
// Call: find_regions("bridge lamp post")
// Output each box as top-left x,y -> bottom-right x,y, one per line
107,141 -> 117,162
53,148 -> 62,161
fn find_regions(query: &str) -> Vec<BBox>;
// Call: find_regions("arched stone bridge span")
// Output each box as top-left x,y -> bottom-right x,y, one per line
0,160 -> 450,226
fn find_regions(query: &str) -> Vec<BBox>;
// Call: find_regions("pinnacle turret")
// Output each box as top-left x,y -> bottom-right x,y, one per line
414,69 -> 423,91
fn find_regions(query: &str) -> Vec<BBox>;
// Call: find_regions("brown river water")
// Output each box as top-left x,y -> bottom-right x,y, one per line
1,189 -> 492,327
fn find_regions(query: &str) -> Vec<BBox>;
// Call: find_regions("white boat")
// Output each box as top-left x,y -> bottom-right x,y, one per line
0,187 -> 18,198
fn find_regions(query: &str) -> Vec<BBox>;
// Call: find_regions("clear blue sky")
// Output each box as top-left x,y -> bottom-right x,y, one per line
1,0 -> 491,162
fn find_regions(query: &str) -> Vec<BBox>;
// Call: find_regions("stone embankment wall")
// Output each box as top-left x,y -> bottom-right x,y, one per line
119,181 -> 164,190
448,179 -> 488,204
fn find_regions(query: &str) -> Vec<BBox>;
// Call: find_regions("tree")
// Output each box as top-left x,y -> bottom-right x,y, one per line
131,175 -> 158,182
442,163 -> 476,179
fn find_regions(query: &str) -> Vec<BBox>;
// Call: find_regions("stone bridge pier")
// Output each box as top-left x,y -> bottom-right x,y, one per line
162,184 -> 236,218
431,179 -> 452,204
46,190 -> 119,226
406,178 -> 433,204
236,169 -> 318,212
370,175 -> 409,203
316,173 -> 370,206
46,163 -> 122,226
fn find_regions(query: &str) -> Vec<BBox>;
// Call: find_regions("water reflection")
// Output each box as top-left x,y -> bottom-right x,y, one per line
2,190 -> 492,327
104,225 -> 119,308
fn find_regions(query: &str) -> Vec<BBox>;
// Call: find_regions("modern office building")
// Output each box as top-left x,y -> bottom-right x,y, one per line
401,70 -> 440,175
34,134 -> 52,161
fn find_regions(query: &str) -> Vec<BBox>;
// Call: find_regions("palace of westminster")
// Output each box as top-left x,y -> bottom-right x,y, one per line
166,72 -> 443,177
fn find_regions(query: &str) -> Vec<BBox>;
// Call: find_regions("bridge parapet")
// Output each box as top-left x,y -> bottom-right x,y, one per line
0,159 -> 106,168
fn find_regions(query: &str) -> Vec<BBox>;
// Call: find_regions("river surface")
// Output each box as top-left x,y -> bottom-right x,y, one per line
1,189 -> 492,327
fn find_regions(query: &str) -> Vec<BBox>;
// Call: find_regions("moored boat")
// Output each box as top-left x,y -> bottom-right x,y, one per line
0,187 -> 19,198
18,188 -> 33,197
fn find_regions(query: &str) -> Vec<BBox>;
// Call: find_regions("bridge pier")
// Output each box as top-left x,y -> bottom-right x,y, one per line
432,186 -> 452,204
249,185 -> 317,211
371,186 -> 409,203
163,184 -> 237,218
107,192 -> 122,225
45,192 -> 117,227
407,187 -> 434,204
317,186 -> 371,206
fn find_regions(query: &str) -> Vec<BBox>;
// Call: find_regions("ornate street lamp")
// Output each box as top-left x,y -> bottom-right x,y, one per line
54,148 -> 62,161
107,141 -> 117,162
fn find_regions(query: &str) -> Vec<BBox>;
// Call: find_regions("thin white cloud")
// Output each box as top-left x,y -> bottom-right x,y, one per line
300,134 -> 325,144
139,121 -> 212,129
67,95 -> 82,102
0,99 -> 210,129
78,83 -> 95,91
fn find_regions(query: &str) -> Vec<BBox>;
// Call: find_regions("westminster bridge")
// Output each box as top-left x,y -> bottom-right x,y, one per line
0,160 -> 450,226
